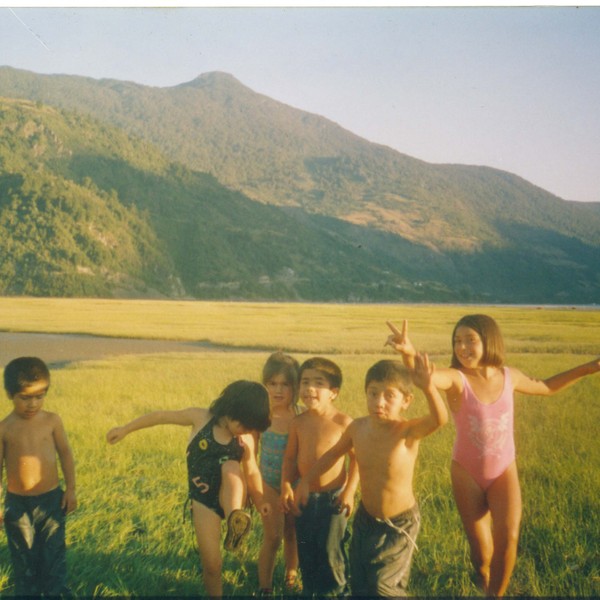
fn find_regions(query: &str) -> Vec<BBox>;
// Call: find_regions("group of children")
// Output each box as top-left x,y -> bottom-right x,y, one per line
1,314 -> 598,598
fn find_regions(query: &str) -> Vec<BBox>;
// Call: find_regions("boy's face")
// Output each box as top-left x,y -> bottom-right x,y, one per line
366,379 -> 410,421
299,368 -> 338,411
9,380 -> 49,420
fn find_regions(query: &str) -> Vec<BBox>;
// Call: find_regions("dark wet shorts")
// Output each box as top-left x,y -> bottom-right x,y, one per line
3,487 -> 70,596
350,502 -> 421,597
295,488 -> 350,597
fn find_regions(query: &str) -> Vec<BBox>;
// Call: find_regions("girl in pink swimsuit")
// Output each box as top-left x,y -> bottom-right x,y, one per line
386,315 -> 599,597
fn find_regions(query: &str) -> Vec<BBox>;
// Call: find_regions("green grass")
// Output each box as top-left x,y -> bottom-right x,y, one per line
0,299 -> 598,596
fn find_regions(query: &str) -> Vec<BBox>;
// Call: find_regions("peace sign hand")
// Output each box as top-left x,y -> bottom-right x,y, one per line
385,320 -> 416,355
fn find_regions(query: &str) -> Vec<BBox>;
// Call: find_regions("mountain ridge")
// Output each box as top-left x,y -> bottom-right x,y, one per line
0,66 -> 599,303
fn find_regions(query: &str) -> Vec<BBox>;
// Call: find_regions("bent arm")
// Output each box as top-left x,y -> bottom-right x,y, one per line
409,353 -> 449,439
106,408 -> 205,443
240,434 -> 267,510
386,320 -> 416,368
294,431 -> 353,511
512,358 -> 600,396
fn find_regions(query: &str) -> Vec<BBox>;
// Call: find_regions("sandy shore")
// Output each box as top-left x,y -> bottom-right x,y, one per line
0,332 -> 222,369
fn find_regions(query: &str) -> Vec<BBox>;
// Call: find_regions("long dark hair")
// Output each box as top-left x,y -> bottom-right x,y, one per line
209,380 -> 271,432
450,314 -> 505,369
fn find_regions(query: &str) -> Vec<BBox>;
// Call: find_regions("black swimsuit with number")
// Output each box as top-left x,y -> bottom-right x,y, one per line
186,416 -> 245,518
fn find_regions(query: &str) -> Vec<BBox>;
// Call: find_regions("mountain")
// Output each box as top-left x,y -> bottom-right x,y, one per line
0,97 -> 452,301
0,66 -> 599,303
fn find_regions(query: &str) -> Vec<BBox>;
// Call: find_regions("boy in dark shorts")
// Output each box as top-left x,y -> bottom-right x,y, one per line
1,357 -> 77,596
295,354 -> 447,596
281,357 -> 358,597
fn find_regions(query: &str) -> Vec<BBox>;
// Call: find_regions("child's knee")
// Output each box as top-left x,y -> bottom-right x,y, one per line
264,529 -> 283,549
494,522 -> 520,550
202,554 -> 223,578
470,543 -> 492,569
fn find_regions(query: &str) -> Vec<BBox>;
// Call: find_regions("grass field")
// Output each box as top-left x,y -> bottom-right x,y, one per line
0,298 -> 598,597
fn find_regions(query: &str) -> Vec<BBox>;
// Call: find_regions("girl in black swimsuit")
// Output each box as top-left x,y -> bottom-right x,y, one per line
107,380 -> 271,597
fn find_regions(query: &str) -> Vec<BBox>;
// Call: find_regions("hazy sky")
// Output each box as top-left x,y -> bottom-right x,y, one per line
1,5 -> 599,203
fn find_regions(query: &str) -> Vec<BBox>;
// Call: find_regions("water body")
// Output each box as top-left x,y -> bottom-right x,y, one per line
0,332 -> 229,369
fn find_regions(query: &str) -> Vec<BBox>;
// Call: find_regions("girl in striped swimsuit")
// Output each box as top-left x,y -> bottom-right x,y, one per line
257,352 -> 302,595
387,315 -> 599,597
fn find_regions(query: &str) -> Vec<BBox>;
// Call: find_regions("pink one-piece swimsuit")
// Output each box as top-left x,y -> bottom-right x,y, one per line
452,367 -> 515,491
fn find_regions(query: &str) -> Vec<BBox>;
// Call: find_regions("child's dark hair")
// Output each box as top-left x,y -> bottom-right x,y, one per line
262,351 -> 300,405
365,360 -> 413,397
451,314 -> 505,369
299,357 -> 342,390
209,380 -> 271,432
4,357 -> 50,397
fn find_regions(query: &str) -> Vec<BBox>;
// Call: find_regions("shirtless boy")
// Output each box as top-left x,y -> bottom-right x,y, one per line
1,357 -> 77,596
281,357 -> 358,597
295,354 -> 447,597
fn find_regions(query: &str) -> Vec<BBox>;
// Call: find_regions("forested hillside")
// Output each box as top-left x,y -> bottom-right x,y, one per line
1,66 -> 599,303
0,98 -> 457,301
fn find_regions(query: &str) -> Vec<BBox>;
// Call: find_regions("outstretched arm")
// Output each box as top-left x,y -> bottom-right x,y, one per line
512,358 -> 600,396
408,353 -> 449,439
106,407 -> 206,444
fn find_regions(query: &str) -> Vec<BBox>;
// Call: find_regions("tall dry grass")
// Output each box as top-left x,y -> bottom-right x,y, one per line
0,299 -> 598,596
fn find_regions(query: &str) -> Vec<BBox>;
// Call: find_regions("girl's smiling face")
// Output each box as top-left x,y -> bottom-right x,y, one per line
453,326 -> 485,368
265,373 -> 294,409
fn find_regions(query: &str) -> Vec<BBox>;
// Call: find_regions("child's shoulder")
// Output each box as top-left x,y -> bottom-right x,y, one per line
35,410 -> 64,431
333,408 -> 353,427
291,410 -> 311,425
188,406 -> 211,426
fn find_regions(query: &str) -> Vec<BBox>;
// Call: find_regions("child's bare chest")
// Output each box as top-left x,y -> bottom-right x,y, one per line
355,428 -> 412,471
5,421 -> 55,458
298,417 -> 343,452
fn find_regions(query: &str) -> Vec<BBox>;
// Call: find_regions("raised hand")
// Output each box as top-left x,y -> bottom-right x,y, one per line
385,320 -> 416,361
411,352 -> 435,391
